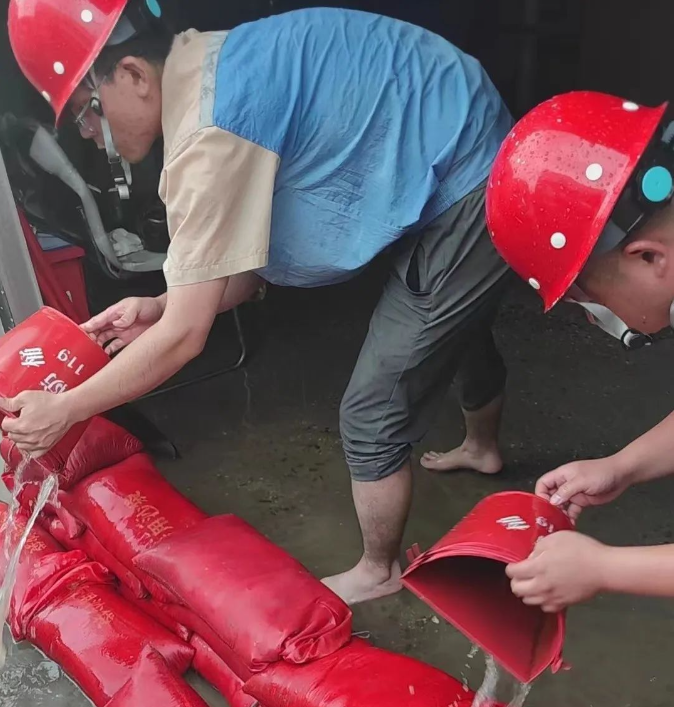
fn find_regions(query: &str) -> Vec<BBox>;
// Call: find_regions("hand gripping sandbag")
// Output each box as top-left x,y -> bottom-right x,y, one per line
49,516 -> 148,599
0,503 -> 87,640
105,648 -> 209,707
27,568 -> 195,707
402,491 -> 573,683
134,515 -> 352,673
244,637 -> 480,707
191,634 -> 257,707
0,307 -> 109,473
1,416 -> 142,490
58,453 -> 207,602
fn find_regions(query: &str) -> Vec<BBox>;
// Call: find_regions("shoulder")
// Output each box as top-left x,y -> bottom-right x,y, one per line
161,29 -> 230,159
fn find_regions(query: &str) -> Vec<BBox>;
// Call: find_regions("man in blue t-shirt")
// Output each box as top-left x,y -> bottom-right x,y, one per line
7,1 -> 513,603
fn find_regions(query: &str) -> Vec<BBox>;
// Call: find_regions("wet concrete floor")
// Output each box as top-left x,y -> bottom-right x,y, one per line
3,273 -> 674,706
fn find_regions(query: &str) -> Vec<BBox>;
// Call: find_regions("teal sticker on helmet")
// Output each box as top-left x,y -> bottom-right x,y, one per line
146,0 -> 162,18
642,166 -> 673,203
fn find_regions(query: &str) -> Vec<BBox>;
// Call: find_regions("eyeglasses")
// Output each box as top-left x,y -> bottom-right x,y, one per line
73,94 -> 104,133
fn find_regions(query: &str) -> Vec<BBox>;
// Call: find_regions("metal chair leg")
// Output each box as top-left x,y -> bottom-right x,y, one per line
139,307 -> 248,401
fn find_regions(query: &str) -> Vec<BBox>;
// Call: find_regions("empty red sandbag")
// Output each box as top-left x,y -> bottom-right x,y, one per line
27,574 -> 195,707
191,634 -> 257,707
3,474 -> 85,538
402,491 -> 573,683
49,517 -> 147,599
105,648 -> 209,707
134,515 -> 352,674
244,638 -> 478,707
119,582 -> 192,643
1,416 -> 142,489
0,503 -> 87,640
59,453 -> 207,602
0,307 -> 109,473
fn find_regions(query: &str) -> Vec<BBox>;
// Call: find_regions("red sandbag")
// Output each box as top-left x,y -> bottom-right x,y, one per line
134,515 -> 352,674
0,503 -> 88,640
119,582 -> 192,643
191,634 -> 256,707
165,604 -> 254,680
2,473 -> 84,538
244,638 -> 478,707
49,516 -> 148,599
1,416 -> 142,489
106,649 -> 209,707
27,572 -> 195,707
59,453 -> 207,602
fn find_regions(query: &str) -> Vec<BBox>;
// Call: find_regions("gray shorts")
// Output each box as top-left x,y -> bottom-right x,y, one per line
340,182 -> 512,482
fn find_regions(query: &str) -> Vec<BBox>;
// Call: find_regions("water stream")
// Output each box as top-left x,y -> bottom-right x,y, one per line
0,472 -> 58,669
471,652 -> 532,707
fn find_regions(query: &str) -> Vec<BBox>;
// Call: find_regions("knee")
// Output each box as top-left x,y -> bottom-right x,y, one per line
340,405 -> 412,482
342,438 -> 413,482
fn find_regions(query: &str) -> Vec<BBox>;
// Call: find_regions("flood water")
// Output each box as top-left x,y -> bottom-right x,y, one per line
0,470 -> 57,669
472,653 -> 532,707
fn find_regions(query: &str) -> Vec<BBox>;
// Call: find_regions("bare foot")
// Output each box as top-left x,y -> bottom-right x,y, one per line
420,444 -> 502,474
322,558 -> 402,605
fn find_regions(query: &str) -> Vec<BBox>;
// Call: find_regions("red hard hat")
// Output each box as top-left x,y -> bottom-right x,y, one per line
486,91 -> 668,311
8,0 -> 129,124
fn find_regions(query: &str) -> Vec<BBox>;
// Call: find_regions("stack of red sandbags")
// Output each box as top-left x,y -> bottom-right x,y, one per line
0,503 -> 195,707
0,419 -> 198,706
131,514 -> 354,705
1,416 -> 490,707
105,648 -> 210,707
243,638 -> 480,707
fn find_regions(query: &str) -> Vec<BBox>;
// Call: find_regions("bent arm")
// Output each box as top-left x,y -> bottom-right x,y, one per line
613,410 -> 674,485
65,279 -> 227,421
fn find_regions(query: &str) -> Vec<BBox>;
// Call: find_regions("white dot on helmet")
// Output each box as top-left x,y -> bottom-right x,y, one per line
41,91 -> 51,103
585,163 -> 603,181
81,9 -> 94,23
623,101 -> 639,112
529,278 -> 541,290
53,61 -> 65,75
550,233 -> 566,249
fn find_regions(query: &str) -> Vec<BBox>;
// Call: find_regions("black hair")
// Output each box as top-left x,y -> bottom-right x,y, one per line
93,24 -> 174,81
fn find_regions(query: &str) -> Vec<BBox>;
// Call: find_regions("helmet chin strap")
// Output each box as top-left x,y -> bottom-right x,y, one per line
89,70 -> 132,201
571,300 -> 652,350
100,110 -> 132,200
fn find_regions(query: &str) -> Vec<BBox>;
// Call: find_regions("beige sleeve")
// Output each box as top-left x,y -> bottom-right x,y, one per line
159,127 -> 279,287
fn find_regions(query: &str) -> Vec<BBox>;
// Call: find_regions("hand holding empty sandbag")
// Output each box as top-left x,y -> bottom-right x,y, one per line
507,530 -> 610,613
1,391 -> 78,457
536,458 -> 632,521
81,296 -> 165,355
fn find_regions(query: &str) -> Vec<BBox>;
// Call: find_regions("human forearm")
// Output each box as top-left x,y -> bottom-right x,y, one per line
65,318 -> 202,421
66,279 -> 227,420
601,544 -> 674,598
612,410 -> 674,485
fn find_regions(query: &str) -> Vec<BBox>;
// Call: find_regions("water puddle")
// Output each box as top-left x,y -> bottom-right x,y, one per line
471,651 -> 532,707
0,466 -> 58,669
